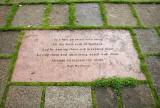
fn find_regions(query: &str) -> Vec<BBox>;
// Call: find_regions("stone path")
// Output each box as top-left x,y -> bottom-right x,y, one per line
0,0 -> 160,108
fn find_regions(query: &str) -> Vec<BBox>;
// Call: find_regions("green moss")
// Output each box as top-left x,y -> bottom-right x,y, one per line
116,92 -> 123,108
144,52 -> 160,57
130,4 -> 142,26
69,3 -> 76,25
7,30 -> 24,82
130,29 -> 160,107
0,55 -> 12,59
43,3 -> 52,27
1,1 -> 160,107
156,28 -> 160,36
0,85 -> 9,108
91,77 -> 140,93
129,29 -> 144,60
99,2 -> 108,25
1,25 -> 160,31
5,4 -> 18,27
5,0 -> 10,4
40,86 -> 46,108
91,86 -> 97,108
1,0 -> 160,5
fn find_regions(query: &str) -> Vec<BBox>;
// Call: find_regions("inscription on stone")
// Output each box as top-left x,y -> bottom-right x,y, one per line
12,30 -> 145,82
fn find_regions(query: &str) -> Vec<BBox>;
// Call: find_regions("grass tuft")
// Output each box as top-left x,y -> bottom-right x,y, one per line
91,77 -> 139,93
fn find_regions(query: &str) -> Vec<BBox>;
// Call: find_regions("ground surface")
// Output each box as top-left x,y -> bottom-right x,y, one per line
0,0 -> 160,108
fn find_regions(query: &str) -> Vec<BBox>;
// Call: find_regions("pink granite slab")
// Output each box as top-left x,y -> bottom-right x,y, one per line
12,30 -> 146,82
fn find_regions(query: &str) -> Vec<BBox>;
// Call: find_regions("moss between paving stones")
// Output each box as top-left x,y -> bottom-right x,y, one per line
0,55 -> 12,59
5,3 -> 18,27
43,3 -> 52,26
0,0 -> 160,108
69,3 -> 76,25
130,29 -> 160,107
129,4 -> 142,26
99,2 -> 108,25
40,86 -> 46,108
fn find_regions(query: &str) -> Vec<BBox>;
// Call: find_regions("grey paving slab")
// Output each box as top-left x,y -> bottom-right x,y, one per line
5,86 -> 42,108
146,56 -> 160,99
45,86 -> 92,108
0,59 -> 11,103
0,6 -> 11,27
0,31 -> 20,54
11,0 -> 56,2
12,5 -> 45,26
134,4 -> 160,26
95,88 -> 118,108
76,3 -> 103,25
122,84 -> 155,108
105,3 -> 137,26
0,0 -> 5,2
134,29 -> 160,53
49,4 -> 70,25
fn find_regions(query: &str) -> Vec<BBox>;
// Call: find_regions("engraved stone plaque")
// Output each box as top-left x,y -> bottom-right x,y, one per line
12,30 -> 146,82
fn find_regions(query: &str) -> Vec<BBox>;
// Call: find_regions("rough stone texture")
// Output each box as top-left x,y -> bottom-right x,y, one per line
134,4 -> 160,26
5,86 -> 42,108
12,30 -> 145,82
105,3 -> 137,26
134,29 -> 160,53
12,5 -> 45,26
45,86 -> 92,108
76,3 -> 103,25
122,84 -> 155,108
0,6 -> 11,26
95,87 -> 118,108
0,0 -> 5,2
146,56 -> 160,99
11,0 -> 56,2
49,4 -> 70,25
0,31 -> 20,54
0,59 -> 11,103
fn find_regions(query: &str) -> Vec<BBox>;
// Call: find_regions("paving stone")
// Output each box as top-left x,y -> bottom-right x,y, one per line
146,56 -> 160,99
0,0 -> 5,2
5,86 -> 42,108
134,29 -> 160,53
12,30 -> 145,82
95,87 -> 118,108
0,31 -> 20,54
11,0 -> 56,2
0,6 -> 11,26
45,86 -> 92,108
134,4 -> 160,26
76,3 -> 103,25
49,4 -> 70,25
0,59 -> 11,103
12,5 -> 45,26
105,3 -> 137,26
122,84 -> 155,108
